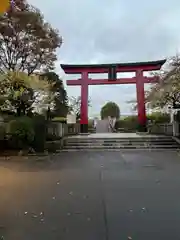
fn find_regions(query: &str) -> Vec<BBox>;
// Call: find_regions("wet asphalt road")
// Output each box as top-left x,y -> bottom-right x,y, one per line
0,150 -> 180,240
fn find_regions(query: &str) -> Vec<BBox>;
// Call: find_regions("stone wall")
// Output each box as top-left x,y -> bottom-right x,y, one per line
47,122 -> 174,137
47,121 -> 80,139
46,122 -> 80,151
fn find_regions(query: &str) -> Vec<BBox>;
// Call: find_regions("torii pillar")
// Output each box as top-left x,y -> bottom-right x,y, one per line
61,60 -> 166,133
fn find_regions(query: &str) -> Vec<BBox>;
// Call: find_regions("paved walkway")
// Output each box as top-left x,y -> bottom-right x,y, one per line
0,150 -> 180,239
67,133 -> 167,138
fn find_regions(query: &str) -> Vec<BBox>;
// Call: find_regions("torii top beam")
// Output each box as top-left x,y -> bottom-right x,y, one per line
61,59 -> 166,86
61,59 -> 166,74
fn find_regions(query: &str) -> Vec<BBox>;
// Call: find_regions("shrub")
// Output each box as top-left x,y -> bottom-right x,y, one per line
0,123 -> 7,151
6,117 -> 35,149
147,112 -> 170,124
0,124 -> 6,141
117,116 -> 139,131
116,113 -> 170,132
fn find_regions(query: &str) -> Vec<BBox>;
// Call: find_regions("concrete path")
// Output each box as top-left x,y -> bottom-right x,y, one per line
0,150 -> 180,239
67,133 -> 168,138
96,119 -> 111,133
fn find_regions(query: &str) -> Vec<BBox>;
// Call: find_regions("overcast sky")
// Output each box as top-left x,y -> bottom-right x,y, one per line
29,0 -> 180,117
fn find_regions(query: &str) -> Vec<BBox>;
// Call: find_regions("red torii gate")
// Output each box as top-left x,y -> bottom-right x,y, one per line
61,59 -> 166,133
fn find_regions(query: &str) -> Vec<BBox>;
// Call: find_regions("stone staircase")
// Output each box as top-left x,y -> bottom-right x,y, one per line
63,135 -> 180,151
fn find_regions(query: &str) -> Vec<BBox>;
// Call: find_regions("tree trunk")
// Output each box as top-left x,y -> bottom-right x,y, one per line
17,107 -> 21,116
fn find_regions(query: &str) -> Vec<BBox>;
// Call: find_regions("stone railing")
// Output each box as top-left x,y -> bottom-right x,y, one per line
147,123 -> 173,135
46,122 -> 81,151
47,121 -> 80,140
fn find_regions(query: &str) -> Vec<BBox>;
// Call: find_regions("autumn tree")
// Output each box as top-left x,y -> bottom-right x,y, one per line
127,57 -> 180,112
146,57 -> 180,110
40,71 -> 69,117
100,102 -> 120,119
0,0 -> 62,74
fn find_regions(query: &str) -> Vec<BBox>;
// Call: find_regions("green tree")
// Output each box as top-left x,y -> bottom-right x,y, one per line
0,0 -> 62,74
0,71 -> 51,116
40,71 -> 69,117
100,102 -> 120,119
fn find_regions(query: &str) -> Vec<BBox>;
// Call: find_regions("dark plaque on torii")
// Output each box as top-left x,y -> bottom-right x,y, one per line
108,64 -> 117,80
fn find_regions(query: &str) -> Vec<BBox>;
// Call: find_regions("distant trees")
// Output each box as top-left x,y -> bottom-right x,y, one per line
100,102 -> 120,119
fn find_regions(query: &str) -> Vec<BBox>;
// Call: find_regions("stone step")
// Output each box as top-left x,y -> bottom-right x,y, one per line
63,135 -> 180,150
63,145 -> 179,149
65,138 -> 176,142
65,139 -> 177,144
65,142 -> 178,146
60,148 -> 178,152
65,140 -> 177,145
65,137 -> 174,143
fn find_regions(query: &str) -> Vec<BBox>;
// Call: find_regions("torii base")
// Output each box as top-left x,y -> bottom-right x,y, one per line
80,124 -> 88,133
137,124 -> 147,132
